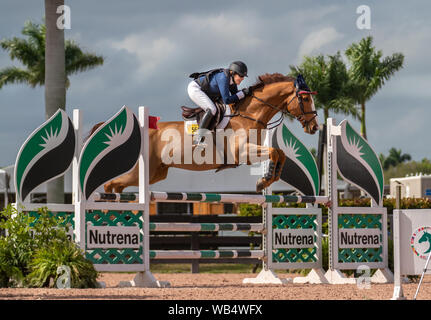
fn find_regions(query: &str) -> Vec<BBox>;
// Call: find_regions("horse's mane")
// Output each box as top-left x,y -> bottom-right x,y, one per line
254,73 -> 295,86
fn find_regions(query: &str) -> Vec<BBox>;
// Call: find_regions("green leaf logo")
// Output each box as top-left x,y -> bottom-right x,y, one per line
337,120 -> 384,205
272,123 -> 320,196
78,106 -> 141,200
14,109 -> 75,202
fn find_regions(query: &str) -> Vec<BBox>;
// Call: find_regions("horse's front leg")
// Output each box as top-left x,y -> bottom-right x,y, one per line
273,148 -> 286,182
243,142 -> 281,192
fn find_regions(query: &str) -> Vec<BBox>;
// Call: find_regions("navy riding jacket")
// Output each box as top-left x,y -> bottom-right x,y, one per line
197,70 -> 242,104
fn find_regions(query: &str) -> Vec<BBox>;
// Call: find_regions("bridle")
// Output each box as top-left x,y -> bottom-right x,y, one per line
228,86 -> 317,130
292,89 -> 318,129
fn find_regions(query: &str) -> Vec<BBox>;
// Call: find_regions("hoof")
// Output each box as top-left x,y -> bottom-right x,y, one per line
256,178 -> 265,193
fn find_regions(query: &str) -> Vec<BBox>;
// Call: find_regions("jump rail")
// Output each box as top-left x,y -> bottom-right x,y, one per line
149,222 -> 264,232
92,191 -> 329,205
150,250 -> 264,259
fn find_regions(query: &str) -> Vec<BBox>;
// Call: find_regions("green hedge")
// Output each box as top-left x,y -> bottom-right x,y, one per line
239,196 -> 431,217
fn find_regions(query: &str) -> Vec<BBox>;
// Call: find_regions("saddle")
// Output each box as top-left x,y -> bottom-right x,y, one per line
181,101 -> 239,172
181,100 -> 227,131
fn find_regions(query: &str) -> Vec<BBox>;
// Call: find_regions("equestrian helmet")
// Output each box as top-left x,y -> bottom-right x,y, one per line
229,61 -> 248,77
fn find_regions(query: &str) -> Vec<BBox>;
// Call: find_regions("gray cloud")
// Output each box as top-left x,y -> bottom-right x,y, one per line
0,0 -> 430,167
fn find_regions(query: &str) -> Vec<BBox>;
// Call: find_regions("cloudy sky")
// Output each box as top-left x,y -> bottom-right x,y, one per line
0,0 -> 430,167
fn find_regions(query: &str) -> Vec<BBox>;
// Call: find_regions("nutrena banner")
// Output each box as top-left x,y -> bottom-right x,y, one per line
78,106 -> 141,200
272,123 -> 320,196
336,120 -> 384,206
15,109 -> 76,203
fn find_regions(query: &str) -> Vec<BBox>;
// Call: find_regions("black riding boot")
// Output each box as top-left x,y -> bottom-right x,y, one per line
194,109 -> 214,147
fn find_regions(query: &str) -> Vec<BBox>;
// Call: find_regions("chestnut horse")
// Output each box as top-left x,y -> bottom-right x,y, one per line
101,73 -> 319,193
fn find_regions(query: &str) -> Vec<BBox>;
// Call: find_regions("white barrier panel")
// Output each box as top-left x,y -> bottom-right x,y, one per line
393,209 -> 431,299
395,209 -> 431,275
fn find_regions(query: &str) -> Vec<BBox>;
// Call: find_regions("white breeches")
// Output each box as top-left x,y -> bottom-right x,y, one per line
187,80 -> 217,116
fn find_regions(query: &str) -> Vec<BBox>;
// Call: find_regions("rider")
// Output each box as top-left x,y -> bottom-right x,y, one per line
187,61 -> 254,147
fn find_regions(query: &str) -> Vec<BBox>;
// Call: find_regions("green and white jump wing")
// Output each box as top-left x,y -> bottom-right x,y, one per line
78,106 -> 141,200
272,123 -> 320,196
336,120 -> 384,206
14,109 -> 76,203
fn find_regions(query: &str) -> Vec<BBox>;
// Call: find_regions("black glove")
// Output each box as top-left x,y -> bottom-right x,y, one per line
242,86 -> 253,96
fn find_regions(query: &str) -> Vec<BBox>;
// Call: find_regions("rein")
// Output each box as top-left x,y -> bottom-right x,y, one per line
226,88 -> 317,130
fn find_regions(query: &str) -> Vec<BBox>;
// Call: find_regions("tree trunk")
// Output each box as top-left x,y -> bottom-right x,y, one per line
45,0 -> 66,203
360,102 -> 367,140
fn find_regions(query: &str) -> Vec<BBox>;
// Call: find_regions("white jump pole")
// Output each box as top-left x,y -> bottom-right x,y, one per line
119,106 -> 170,288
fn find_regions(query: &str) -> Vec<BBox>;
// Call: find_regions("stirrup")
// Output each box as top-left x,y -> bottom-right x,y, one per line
194,141 -> 208,150
193,135 -> 208,149
193,138 -> 207,148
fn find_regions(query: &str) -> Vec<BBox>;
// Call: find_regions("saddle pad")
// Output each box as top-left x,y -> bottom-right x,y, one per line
216,104 -> 232,130
184,120 -> 199,135
184,105 -> 232,135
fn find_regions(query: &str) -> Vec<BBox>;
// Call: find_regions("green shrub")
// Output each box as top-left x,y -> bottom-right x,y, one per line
0,205 -> 98,288
0,205 -> 41,286
27,241 -> 98,288
239,203 -> 262,216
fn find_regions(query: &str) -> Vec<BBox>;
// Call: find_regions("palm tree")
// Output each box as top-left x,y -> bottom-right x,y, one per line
289,52 -> 359,120
380,148 -> 412,170
0,13 -> 103,203
345,36 -> 404,139
0,21 -> 104,91
289,53 -> 360,196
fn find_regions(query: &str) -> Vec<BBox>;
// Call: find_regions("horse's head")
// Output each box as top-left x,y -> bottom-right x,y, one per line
285,74 -> 318,134
252,73 -> 319,134
419,231 -> 430,244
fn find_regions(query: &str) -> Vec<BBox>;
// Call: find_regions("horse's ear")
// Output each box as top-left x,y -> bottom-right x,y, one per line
86,122 -> 105,141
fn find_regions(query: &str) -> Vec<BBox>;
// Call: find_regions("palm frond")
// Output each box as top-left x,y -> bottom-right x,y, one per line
0,37 -> 42,69
0,67 -> 33,88
379,53 -> 405,81
364,53 -> 405,99
21,21 -> 46,53
327,97 -> 360,120
0,21 -> 103,91
65,41 -> 104,75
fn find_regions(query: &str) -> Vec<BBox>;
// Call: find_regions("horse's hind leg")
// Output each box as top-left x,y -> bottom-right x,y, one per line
103,163 -> 169,193
104,163 -> 139,193
104,179 -> 127,193
149,165 -> 169,184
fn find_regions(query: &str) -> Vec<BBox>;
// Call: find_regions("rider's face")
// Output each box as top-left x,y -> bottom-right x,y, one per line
233,73 -> 244,85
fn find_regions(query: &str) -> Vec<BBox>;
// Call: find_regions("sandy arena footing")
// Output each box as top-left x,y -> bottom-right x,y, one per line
0,273 -> 429,300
